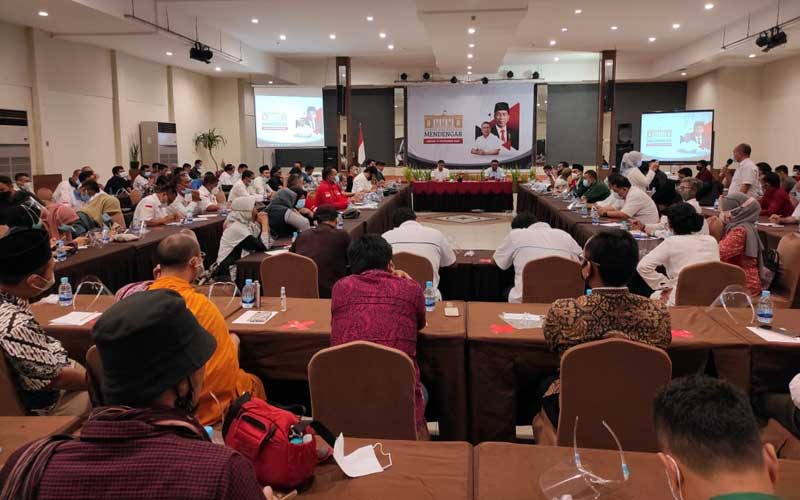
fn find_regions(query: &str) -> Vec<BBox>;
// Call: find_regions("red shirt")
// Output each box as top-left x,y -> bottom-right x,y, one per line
696,169 -> 712,183
759,187 -> 794,216
314,179 -> 349,210
331,270 -> 427,429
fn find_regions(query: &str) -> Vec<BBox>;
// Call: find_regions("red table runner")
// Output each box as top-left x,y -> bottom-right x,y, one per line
412,181 -> 513,195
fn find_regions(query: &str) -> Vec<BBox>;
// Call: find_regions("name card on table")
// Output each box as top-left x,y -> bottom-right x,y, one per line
50,312 -> 102,326
747,326 -> 800,343
233,310 -> 277,325
500,312 -> 542,329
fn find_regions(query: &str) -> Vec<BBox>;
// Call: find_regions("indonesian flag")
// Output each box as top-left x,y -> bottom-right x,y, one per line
357,123 -> 366,165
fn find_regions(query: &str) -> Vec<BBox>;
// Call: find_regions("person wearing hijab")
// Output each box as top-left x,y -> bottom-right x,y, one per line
266,187 -> 312,238
619,151 -> 659,191
716,192 -> 763,296
213,197 -> 272,279
43,203 -> 81,243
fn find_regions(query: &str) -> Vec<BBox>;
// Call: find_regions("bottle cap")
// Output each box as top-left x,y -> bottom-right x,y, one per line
426,281 -> 433,288
761,290 -> 770,298
281,286 -> 286,293
245,279 -> 253,285
586,289 -> 592,296
61,277 -> 69,284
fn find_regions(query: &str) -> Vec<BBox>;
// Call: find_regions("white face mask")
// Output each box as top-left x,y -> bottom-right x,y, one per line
333,434 -> 392,478
29,273 -> 56,293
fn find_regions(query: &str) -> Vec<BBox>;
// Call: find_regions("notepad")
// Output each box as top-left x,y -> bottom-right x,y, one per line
233,310 -> 277,325
747,326 -> 800,343
50,312 -> 102,326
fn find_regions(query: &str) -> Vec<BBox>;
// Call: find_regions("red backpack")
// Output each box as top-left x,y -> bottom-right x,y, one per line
222,393 -> 334,490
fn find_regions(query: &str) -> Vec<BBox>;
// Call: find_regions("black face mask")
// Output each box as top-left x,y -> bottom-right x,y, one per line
68,178 -> 78,188
174,377 -> 198,415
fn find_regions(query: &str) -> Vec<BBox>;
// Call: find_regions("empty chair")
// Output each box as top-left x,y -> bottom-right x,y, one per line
771,234 -> 800,309
309,341 -> 419,440
391,252 -> 434,289
522,256 -> 584,303
674,261 -> 747,306
0,353 -> 25,416
259,252 -> 319,298
545,338 -> 672,452
85,346 -> 105,407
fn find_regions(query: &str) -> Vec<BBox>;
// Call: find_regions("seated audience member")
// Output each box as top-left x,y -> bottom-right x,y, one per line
251,165 -> 274,200
639,180 -> 709,237
637,203 -> 720,305
190,159 -> 203,179
769,201 -> 800,225
596,174 -> 660,225
132,182 -> 182,227
759,172 -> 794,217
775,164 -> 796,193
374,161 -> 386,184
149,233 -> 265,424
77,179 -> 126,229
170,173 -> 201,219
198,172 -> 223,213
14,173 -> 32,193
290,205 -> 351,298
104,165 -> 131,195
0,178 -> 18,214
315,166 -> 349,210
235,163 -> 248,182
494,212 -> 581,303
214,197 -> 272,277
155,163 -> 171,181
542,164 -> 556,189
382,207 -> 456,296
42,203 -> 81,243
620,151 -> 657,190
288,164 -> 302,178
541,230 -> 670,425
331,234 -> 428,436
553,167 -> 571,193
695,159 -> 713,183
300,164 -> 314,184
757,162 -> 773,184
484,159 -> 506,180
218,163 -> 236,187
344,164 -> 358,192
0,229 -> 90,416
717,192 -> 763,296
228,169 -> 255,203
352,166 -> 377,194
647,159 -> 671,193
568,164 -> 585,193
431,160 -> 450,182
267,165 -> 284,192
267,187 -> 313,238
696,170 -> 725,207
578,170 -> 610,204
0,288 -> 269,499
677,177 -> 705,213
654,376 -> 780,500
754,372 -> 800,440
133,164 -> 154,193
677,167 -> 694,180
54,167 -> 94,208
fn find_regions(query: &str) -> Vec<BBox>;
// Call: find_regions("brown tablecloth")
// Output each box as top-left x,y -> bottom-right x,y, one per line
302,438 -> 472,500
0,416 -> 81,466
54,244 -> 137,294
473,442 -> 800,500
439,250 -> 514,302
466,302 -> 751,443
229,299 -> 468,441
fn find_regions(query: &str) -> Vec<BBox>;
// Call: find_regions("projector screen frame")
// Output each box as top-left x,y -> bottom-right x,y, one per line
253,85 -> 326,149
639,109 -> 715,166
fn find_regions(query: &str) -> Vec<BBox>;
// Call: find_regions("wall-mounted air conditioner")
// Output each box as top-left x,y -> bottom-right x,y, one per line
0,109 -> 31,179
140,121 -> 178,166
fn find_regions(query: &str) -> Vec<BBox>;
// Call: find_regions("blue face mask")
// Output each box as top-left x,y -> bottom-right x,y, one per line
78,191 -> 91,202
142,171 -> 151,178
581,179 -> 589,187
59,224 -> 74,234
296,198 -> 306,209
334,175 -> 341,183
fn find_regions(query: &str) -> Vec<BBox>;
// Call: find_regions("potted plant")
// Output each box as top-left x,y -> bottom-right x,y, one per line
193,129 -> 227,171
129,142 -> 140,170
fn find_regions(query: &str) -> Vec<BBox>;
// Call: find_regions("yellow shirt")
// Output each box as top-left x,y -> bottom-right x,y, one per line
149,276 -> 263,424
78,192 -> 121,226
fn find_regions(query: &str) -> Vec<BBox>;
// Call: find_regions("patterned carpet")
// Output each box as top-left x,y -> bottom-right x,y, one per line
417,212 -> 512,226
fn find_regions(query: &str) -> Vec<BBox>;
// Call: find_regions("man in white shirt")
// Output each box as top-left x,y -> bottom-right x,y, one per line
597,174 -> 660,225
382,208 -> 456,296
471,122 -> 503,156
251,165 -> 274,200
228,170 -> 255,203
54,167 -> 93,208
218,164 -> 236,187
724,143 -> 762,198
770,200 -> 800,224
132,184 -> 181,227
484,160 -> 506,180
494,212 -> 582,303
352,166 -> 377,194
431,160 -> 450,182
197,173 -> 222,213
133,164 -> 154,193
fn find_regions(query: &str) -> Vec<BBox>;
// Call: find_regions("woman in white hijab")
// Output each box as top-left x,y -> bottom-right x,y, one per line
213,196 -> 272,279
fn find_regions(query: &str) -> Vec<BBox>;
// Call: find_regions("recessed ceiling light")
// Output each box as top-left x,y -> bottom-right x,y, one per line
468,43 -> 475,48
387,44 -> 394,50
648,36 -> 657,42
545,100 -> 548,104
553,56 -> 560,61
366,16 -> 374,22
611,26 -> 619,30
605,61 -> 613,66
672,23 -> 681,29
748,53 -> 756,58
38,10 -> 48,17
467,71 -> 472,75
467,65 -> 472,70
279,34 -> 287,41
704,3 -> 714,10
215,67 -> 221,72
467,53 -> 473,59
574,9 -> 582,14
329,33 -> 336,40
251,18 -> 259,24
268,80 -> 273,84
681,72 -> 687,76
467,27 -> 476,34
165,51 -> 173,56
379,32 -> 386,39
549,40 -> 557,46
561,27 -> 568,32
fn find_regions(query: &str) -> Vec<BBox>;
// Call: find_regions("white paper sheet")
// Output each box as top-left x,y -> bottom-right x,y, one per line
50,311 -> 102,326
600,222 -> 621,227
264,249 -> 290,256
747,326 -> 800,343
756,222 -> 784,228
501,312 -> 543,329
232,310 -> 277,325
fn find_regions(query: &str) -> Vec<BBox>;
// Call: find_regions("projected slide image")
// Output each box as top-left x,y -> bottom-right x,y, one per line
640,110 -> 713,163
254,88 -> 324,148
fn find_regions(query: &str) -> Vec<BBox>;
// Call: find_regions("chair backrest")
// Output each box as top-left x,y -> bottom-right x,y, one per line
309,341 -> 418,440
776,234 -> 800,307
557,337 -> 672,452
522,256 -> 584,303
36,187 -> 53,203
392,252 -> 433,289
0,353 -> 25,416
260,252 -> 319,298
85,346 -> 105,407
674,261 -> 746,306
129,189 -> 142,206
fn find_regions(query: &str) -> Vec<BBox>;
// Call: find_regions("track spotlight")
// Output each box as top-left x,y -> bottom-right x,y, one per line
481,77 -> 489,85
450,76 -> 458,84
756,27 -> 788,52
506,70 -> 514,79
400,72 -> 408,81
422,72 -> 431,80
189,42 -> 213,64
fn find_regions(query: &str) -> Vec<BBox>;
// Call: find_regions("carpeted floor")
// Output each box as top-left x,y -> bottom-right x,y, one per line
415,212 -> 513,250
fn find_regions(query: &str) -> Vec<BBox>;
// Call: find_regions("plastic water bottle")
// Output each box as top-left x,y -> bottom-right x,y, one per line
586,288 -> 593,297
55,240 -> 67,262
101,226 -> 110,245
280,286 -> 287,312
590,206 -> 600,225
292,231 -> 298,243
58,277 -> 72,307
424,281 -> 436,312
336,213 -> 344,230
579,204 -> 588,216
756,290 -> 774,327
713,198 -> 720,210
184,210 -> 193,224
241,279 -> 256,309
620,220 -> 629,231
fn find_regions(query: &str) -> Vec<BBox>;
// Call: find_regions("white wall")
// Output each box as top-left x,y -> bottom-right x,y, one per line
759,55 -> 800,167
171,67 -> 213,167
118,53 -> 169,165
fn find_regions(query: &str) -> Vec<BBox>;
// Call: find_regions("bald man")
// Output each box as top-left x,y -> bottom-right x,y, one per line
148,232 -> 265,425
